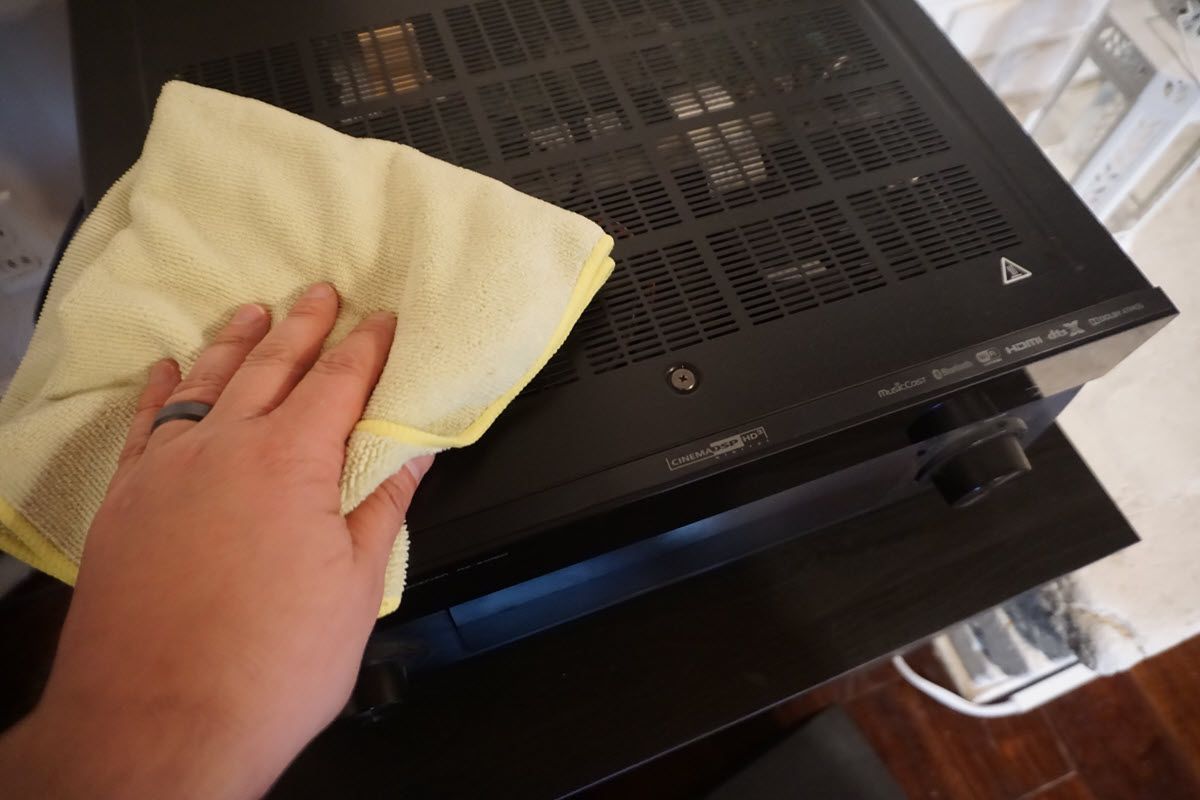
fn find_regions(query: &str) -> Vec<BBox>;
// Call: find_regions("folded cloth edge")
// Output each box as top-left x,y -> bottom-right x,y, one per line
0,500 -> 77,584
0,236 -> 616,593
355,234 -> 614,448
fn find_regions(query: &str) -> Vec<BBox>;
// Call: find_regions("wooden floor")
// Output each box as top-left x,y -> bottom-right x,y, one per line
586,635 -> 1200,799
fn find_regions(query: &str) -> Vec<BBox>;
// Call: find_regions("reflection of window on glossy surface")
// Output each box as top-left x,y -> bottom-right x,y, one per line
667,83 -> 767,193
315,22 -> 444,107
364,24 -> 431,95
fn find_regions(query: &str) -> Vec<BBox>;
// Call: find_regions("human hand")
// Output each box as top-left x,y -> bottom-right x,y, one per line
0,283 -> 431,799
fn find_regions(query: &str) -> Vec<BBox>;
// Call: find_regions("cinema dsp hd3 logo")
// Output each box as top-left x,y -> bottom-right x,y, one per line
665,427 -> 768,472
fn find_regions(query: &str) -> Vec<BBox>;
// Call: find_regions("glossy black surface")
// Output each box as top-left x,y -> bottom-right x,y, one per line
67,0 -> 1175,609
266,427 -> 1136,799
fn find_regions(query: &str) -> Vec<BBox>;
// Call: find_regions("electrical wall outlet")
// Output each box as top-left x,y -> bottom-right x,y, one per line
0,189 -> 50,295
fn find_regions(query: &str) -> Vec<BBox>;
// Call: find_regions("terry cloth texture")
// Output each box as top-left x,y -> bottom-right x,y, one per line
0,81 -> 614,615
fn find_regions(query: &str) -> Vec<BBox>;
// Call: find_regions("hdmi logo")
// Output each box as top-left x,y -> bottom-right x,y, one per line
1005,336 -> 1043,355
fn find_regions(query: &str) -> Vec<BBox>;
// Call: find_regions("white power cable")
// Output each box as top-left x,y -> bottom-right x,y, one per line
892,655 -> 1024,718
892,655 -> 1097,719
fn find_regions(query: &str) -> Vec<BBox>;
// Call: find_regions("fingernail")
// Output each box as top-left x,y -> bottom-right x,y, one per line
150,358 -> 176,381
305,282 -> 336,300
404,455 -> 435,483
232,303 -> 266,324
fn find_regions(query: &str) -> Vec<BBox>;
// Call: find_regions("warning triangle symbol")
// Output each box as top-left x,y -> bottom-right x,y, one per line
1001,257 -> 1033,285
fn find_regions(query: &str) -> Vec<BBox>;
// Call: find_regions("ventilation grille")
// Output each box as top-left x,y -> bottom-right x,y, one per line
331,94 -> 490,169
804,81 -> 950,179
175,44 -> 312,115
479,61 -> 630,159
447,0 -> 588,75
659,111 -> 819,218
708,202 -> 884,324
582,0 -> 715,40
716,0 -> 785,16
312,17 -> 454,107
512,146 -> 681,239
740,8 -> 887,94
522,347 -> 581,393
614,34 -> 762,126
161,0 -> 1024,393
848,167 -> 1020,280
576,242 -> 739,373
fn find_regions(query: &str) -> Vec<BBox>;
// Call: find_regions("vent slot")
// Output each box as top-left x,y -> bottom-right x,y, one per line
446,0 -> 587,75
519,347 -> 580,395
312,17 -> 454,107
804,81 -> 950,179
175,44 -> 312,115
848,167 -> 1020,280
739,8 -> 887,94
577,241 -> 738,373
716,0 -> 784,15
332,94 -> 489,169
613,34 -> 762,126
156,0 -> 1013,388
478,61 -> 631,160
582,0 -> 716,40
708,203 -> 885,324
658,110 -> 819,218
511,145 -> 681,238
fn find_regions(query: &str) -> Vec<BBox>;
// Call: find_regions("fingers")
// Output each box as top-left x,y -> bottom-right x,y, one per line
150,303 -> 271,443
275,310 -> 397,442
117,359 -> 180,472
218,283 -> 340,418
129,284 -> 390,448
346,456 -> 435,567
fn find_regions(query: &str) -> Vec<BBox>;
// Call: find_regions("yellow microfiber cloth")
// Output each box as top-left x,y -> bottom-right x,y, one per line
0,81 -> 614,615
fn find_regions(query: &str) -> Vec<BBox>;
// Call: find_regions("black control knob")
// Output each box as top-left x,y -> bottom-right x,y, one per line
931,433 -> 1031,508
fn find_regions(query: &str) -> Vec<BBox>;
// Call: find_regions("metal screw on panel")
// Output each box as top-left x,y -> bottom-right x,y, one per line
668,364 -> 698,393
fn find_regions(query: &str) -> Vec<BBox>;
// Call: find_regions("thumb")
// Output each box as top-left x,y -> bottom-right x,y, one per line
347,455 -> 435,569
